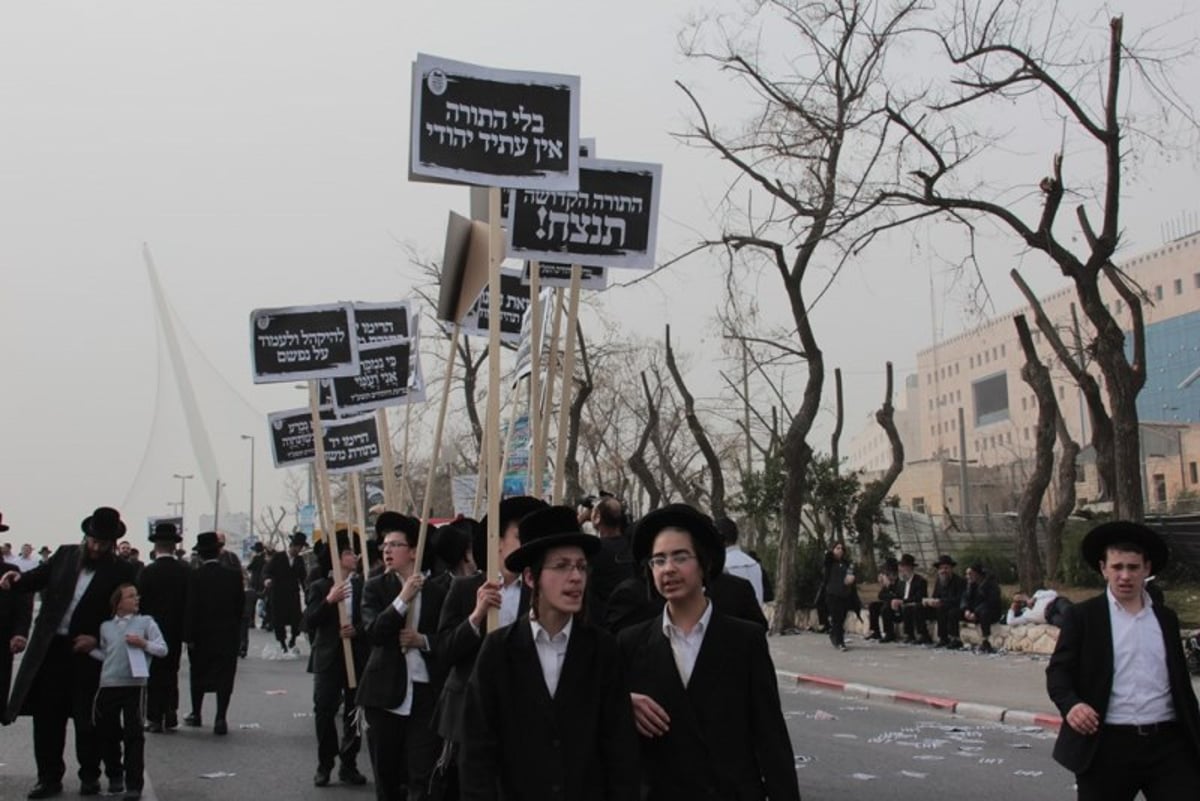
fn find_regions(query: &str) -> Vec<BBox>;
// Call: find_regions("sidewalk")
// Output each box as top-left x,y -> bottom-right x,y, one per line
768,630 -> 1064,727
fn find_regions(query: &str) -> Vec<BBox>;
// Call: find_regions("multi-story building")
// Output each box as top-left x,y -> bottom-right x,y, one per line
848,230 -> 1200,515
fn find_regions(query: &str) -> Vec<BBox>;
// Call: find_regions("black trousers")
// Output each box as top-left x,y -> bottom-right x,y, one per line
826,595 -> 849,648
901,603 -> 930,640
365,683 -> 441,801
1076,724 -> 1200,800
933,604 -> 960,641
30,636 -> 111,785
146,645 -> 181,725
314,664 -> 361,772
962,609 -> 993,638
868,601 -> 900,638
95,686 -> 146,791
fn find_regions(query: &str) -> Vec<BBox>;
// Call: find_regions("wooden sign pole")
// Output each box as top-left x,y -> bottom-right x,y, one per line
527,264 -> 542,497
401,402 -> 414,512
533,289 -> 565,501
350,471 -> 368,582
376,409 -> 400,511
551,265 -> 584,504
485,186 -> 503,632
414,323 -> 461,577
308,381 -> 357,688
472,410 -> 489,518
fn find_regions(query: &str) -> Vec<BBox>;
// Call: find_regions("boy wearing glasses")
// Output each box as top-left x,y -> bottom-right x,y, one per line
618,504 -> 801,801
459,505 -> 639,801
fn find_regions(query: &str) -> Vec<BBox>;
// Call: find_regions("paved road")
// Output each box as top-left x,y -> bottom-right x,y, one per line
1,627 -> 1080,800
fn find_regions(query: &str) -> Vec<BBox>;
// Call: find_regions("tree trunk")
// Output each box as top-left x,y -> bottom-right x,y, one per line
851,362 -> 904,578
829,368 -> 844,542
664,324 -> 726,519
563,321 -> 593,505
1013,315 -> 1051,593
1045,413 -> 1079,582
628,371 -> 662,510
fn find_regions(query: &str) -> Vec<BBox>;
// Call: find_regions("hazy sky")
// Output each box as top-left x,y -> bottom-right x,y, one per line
2,1 -> 1197,550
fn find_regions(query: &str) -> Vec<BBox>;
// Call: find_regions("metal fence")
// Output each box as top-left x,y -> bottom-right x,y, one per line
879,508 -> 1039,568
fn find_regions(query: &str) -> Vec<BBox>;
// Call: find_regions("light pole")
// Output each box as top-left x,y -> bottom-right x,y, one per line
241,434 -> 256,541
172,473 -> 194,537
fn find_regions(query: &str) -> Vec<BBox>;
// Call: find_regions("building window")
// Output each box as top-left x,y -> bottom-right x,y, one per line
1115,299 -> 1123,313
1194,272 -> 1200,289
1153,474 -> 1167,504
912,497 -> 927,515
1190,462 -> 1198,485
1000,344 -> 1006,357
1155,285 -> 1163,301
973,372 -> 1010,426
1024,427 -> 1030,440
1174,278 -> 1183,295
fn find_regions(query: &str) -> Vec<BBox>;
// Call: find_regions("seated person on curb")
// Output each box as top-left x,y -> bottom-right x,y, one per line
893,554 -> 931,644
923,555 -> 966,648
961,563 -> 1002,653
865,558 -> 900,641
1007,588 -> 1059,626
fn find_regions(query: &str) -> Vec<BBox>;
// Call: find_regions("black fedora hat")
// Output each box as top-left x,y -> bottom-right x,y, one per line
80,507 -> 126,541
1081,520 -> 1169,574
898,553 -> 918,568
481,496 -> 548,538
193,531 -> 221,555
632,504 -> 725,578
933,554 -> 956,568
375,511 -> 420,543
0,512 -> 8,533
505,506 -> 599,573
151,521 -> 181,543
289,531 -> 308,548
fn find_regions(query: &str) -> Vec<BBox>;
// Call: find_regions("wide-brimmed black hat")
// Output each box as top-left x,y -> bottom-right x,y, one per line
38,545 -> 52,556
505,506 -> 600,573
434,520 -> 474,569
882,557 -> 899,572
898,553 -> 917,568
481,496 -> 548,539
193,531 -> 221,555
1081,520 -> 1169,574
151,521 -> 181,543
0,512 -> 9,533
375,511 -> 420,544
289,531 -> 308,548
933,554 -> 956,568
80,507 -> 126,540
632,504 -> 725,578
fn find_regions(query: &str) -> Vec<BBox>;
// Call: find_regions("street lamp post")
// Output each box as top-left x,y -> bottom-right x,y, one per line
172,473 -> 194,537
241,434 -> 256,541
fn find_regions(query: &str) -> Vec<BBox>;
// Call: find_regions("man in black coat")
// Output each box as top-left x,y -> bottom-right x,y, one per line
586,497 -> 634,628
961,562 -> 1002,653
304,531 -> 368,788
617,504 -> 800,801
358,512 -> 449,801
266,532 -> 307,654
0,513 -> 32,723
894,553 -> 931,644
924,554 -> 966,649
1046,521 -> 1200,799
0,506 -> 138,799
138,521 -> 190,733
183,532 -> 244,735
604,566 -> 768,635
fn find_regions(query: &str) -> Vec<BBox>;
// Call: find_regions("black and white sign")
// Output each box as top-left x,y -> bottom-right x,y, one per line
459,267 -> 528,343
146,516 -> 183,541
521,261 -> 608,291
513,289 -> 553,383
330,340 -> 416,416
410,53 -> 580,190
354,300 -> 412,344
250,303 -> 359,384
506,158 -> 662,270
269,408 -> 318,468
323,414 -> 382,476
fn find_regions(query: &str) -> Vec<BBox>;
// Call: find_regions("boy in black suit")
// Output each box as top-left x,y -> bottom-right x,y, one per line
617,504 -> 801,801
1046,521 -> 1200,799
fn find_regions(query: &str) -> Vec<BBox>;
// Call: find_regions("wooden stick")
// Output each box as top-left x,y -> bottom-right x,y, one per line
308,381 -> 357,688
534,289 -> 565,500
527,264 -> 542,496
401,401 -> 414,511
376,409 -> 399,511
485,186 -> 503,632
472,410 -> 488,518
414,323 -> 461,577
551,265 -> 583,504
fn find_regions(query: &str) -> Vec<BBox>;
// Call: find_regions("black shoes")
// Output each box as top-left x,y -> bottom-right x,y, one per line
123,791 -> 142,801
338,767 -> 368,786
917,636 -> 934,646
864,631 -> 881,641
164,711 -> 179,730
880,634 -> 896,643
108,778 -> 125,794
145,720 -> 164,733
26,783 -> 62,799
314,768 -> 332,787
183,713 -> 202,727
78,781 -> 101,796
213,718 -> 228,735
978,640 -> 995,654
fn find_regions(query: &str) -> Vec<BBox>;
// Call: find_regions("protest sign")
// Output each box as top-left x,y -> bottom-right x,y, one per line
322,414 -> 382,476
460,267 -> 527,342
250,303 -> 359,383
268,407 -> 320,467
353,300 -> 412,344
329,340 -> 414,416
521,260 -> 607,290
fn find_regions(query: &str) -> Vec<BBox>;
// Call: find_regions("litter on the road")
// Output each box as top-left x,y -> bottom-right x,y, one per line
832,733 -> 858,739
812,710 -> 838,720
293,712 -> 314,718
899,771 -> 927,778
911,755 -> 945,761
1013,770 -> 1044,777
1009,742 -> 1032,749
850,773 -> 878,780
265,689 -> 287,695
238,723 -> 261,729
200,772 -> 237,779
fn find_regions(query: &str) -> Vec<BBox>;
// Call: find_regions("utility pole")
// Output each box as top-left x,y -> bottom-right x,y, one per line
172,473 -> 194,537
241,434 -> 256,540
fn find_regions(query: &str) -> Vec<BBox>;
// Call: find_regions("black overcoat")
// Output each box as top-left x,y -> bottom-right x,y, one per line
265,551 -> 303,628
138,554 -> 190,671
304,572 -> 367,676
617,611 -> 801,801
1046,592 -> 1200,773
460,618 -> 639,801
184,559 -> 243,692
0,557 -> 33,722
355,570 -> 448,711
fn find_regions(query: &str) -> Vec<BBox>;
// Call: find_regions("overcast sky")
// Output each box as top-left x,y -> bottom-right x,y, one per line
2,1 -> 1197,550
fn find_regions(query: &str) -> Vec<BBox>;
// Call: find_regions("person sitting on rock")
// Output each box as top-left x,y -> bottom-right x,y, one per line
1006,588 -> 1059,626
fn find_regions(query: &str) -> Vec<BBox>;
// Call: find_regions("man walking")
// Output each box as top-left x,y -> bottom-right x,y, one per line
1046,521 -> 1200,799
0,506 -> 138,799
138,521 -> 190,733
265,532 -> 307,656
183,531 -> 244,735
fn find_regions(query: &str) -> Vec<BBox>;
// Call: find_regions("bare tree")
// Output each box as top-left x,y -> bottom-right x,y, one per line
679,0 -> 922,632
851,362 -> 904,576
664,324 -> 726,518
563,320 -> 594,504
628,371 -> 664,510
1013,315 -> 1052,591
1045,413 -> 1080,582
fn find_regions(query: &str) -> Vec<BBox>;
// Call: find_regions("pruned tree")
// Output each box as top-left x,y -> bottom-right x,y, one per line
563,320 -> 594,504
886,6 -> 1198,520
679,0 -> 923,632
664,324 -> 726,519
851,361 -> 904,577
1045,412 -> 1080,582
628,371 -> 664,510
1013,314 -> 1052,591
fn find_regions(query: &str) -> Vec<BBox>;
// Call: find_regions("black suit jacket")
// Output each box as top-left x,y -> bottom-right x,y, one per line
1046,592 -> 1200,773
603,573 -> 768,635
899,572 -> 928,606
356,570 -> 448,711
460,618 -> 639,801
4,546 -> 137,722
433,572 -> 530,742
138,555 -> 190,653
587,535 -> 635,628
0,558 -> 33,722
304,572 -> 367,675
618,611 -> 801,801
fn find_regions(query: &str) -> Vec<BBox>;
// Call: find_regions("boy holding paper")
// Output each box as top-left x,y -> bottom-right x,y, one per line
90,584 -> 168,800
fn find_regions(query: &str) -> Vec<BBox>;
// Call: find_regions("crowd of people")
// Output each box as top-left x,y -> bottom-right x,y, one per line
2,503 -> 1199,799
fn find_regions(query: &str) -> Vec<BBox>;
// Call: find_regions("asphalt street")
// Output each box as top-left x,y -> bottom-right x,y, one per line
0,627 -> 1078,800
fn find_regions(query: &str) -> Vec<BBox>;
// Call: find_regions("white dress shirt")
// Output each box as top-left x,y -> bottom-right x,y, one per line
499,578 -> 522,628
662,600 -> 713,687
11,555 -> 40,573
1105,588 -> 1176,725
723,546 -> 765,605
388,590 -> 430,717
530,616 -> 573,698
57,568 -> 96,635
1006,589 -> 1058,625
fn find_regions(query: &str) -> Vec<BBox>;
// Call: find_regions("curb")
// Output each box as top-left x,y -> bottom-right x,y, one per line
786,670 -> 1062,731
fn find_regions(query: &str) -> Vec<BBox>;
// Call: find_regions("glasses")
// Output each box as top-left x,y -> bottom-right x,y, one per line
543,560 -> 590,576
648,551 -> 697,570
382,541 -> 411,550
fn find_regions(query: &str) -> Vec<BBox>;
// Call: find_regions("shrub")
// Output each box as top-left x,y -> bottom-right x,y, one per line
955,543 -> 1017,584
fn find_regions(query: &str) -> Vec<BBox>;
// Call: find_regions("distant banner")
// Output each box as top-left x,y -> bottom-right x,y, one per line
521,261 -> 608,291
460,267 -> 528,343
506,158 -> 662,270
451,475 -> 478,518
146,516 -> 183,541
502,415 -> 532,497
354,300 -> 412,344
250,303 -> 359,383
322,414 -> 382,476
410,53 -> 580,190
330,340 -> 414,416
